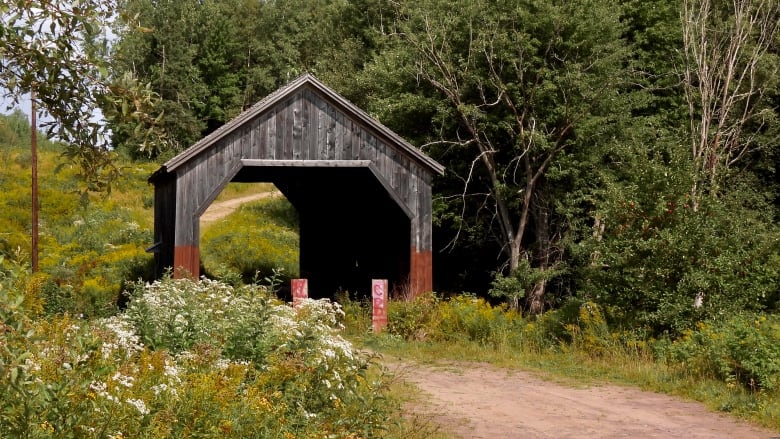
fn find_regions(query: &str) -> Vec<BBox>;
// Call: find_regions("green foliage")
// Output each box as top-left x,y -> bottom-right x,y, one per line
1,1 -> 167,190
201,197 -> 299,283
436,295 -> 523,347
358,0 -> 632,309
581,188 -> 780,334
658,313 -> 780,392
109,0 -> 377,156
123,276 -> 272,357
490,259 -> 568,310
385,293 -> 525,348
387,293 -> 441,341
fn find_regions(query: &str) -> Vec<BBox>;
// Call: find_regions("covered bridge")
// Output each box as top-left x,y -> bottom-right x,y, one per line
149,74 -> 445,297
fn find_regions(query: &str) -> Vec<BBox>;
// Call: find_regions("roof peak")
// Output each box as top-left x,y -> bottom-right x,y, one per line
160,73 -> 444,176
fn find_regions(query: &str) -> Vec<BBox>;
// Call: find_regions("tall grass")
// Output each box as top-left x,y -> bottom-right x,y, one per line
0,139 -> 157,317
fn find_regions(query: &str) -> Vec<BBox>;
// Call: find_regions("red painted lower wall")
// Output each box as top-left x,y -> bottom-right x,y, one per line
173,245 -> 199,279
410,248 -> 433,296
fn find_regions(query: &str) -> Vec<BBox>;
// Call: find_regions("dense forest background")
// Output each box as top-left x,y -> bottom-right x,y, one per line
4,0 -> 780,335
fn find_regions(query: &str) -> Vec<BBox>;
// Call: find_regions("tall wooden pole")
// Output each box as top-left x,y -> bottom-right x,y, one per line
31,90 -> 39,272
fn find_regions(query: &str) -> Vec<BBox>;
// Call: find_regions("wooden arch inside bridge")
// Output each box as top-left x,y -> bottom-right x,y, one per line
149,74 -> 444,297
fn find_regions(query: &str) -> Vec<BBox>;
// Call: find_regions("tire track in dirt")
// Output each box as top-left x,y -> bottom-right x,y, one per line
390,360 -> 779,439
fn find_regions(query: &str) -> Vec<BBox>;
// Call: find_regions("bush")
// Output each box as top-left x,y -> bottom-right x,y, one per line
582,194 -> 780,335
387,293 -> 441,340
437,295 -> 523,346
658,313 -> 780,392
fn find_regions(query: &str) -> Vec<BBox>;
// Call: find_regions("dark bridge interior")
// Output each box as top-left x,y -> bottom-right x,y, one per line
231,165 -> 410,299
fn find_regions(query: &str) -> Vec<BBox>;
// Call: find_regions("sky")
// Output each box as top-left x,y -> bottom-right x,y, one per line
1,0 -> 118,131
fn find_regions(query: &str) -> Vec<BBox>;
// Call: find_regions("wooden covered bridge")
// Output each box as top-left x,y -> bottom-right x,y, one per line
149,74 -> 444,297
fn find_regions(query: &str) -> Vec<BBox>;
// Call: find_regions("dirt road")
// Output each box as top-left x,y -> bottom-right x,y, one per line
200,191 -> 279,225
392,361 -> 779,439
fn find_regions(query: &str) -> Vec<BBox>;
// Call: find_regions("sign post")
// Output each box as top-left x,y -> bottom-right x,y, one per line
372,279 -> 388,332
291,279 -> 308,307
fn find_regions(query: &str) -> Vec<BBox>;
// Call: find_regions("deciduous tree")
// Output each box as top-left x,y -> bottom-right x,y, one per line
367,0 -> 629,312
682,0 -> 780,204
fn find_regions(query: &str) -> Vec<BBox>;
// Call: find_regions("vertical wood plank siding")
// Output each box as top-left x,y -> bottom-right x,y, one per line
163,81 -> 440,292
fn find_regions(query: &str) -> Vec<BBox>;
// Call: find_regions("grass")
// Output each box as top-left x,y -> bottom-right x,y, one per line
213,182 -> 277,201
200,196 -> 299,283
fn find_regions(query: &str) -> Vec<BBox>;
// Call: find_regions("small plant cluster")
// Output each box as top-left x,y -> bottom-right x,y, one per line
1,276 -> 391,438
382,293 -> 526,349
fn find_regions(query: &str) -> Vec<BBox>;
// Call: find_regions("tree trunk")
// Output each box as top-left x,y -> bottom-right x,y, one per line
526,279 -> 546,315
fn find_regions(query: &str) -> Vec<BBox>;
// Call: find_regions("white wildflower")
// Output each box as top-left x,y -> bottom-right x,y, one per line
126,398 -> 149,415
112,372 -> 134,388
89,380 -> 107,393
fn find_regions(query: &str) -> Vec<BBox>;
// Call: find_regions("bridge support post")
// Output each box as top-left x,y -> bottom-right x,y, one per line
173,245 -> 200,279
410,248 -> 433,296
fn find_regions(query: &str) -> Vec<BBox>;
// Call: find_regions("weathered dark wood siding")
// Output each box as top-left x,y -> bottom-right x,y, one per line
151,173 -> 176,276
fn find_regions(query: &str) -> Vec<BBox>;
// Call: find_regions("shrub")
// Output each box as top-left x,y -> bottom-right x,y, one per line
658,313 -> 780,392
437,294 -> 524,347
123,276 -> 274,356
582,192 -> 780,335
387,293 -> 441,340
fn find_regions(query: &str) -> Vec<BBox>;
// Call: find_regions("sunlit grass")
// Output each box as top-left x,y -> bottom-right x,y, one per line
201,196 -> 299,283
214,182 -> 276,201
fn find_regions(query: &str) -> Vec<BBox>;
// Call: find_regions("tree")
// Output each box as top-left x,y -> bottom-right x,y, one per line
109,0 -> 377,158
682,0 -> 780,205
1,0 -> 116,270
1,0 -> 165,270
573,0 -> 780,333
1,0 -> 120,189
366,0 -> 629,312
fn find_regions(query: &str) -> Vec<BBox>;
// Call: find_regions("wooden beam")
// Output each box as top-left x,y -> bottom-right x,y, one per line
241,159 -> 372,168
367,164 -> 414,219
